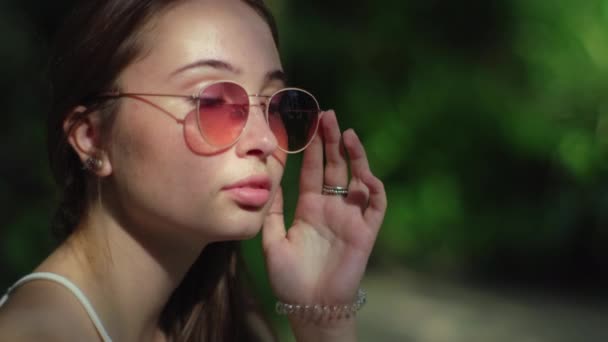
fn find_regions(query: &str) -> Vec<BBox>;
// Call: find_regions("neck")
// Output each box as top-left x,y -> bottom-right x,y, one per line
38,201 -> 208,341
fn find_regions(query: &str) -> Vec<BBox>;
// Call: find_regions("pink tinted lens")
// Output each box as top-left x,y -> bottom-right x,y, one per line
197,82 -> 249,147
268,89 -> 320,152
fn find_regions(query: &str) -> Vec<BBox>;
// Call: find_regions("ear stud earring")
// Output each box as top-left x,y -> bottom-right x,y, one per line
83,157 -> 103,171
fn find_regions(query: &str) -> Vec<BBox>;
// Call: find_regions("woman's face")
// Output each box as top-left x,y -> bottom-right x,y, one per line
104,0 -> 286,242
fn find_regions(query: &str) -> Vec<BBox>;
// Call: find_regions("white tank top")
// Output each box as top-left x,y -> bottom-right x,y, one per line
0,272 -> 112,342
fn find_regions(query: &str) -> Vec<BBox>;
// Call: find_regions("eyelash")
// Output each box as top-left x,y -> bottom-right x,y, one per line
185,96 -> 199,106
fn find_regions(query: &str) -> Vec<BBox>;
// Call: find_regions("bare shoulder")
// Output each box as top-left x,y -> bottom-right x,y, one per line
0,280 -> 99,341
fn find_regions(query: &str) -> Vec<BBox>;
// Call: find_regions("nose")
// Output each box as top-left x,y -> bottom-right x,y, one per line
235,99 -> 278,158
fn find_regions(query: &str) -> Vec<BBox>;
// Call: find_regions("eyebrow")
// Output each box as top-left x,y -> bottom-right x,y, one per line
170,58 -> 287,84
265,69 -> 288,84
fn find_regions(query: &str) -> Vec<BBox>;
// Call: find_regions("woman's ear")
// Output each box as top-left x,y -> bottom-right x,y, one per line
64,106 -> 112,176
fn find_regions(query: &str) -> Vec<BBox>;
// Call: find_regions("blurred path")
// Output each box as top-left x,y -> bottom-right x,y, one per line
357,268 -> 608,342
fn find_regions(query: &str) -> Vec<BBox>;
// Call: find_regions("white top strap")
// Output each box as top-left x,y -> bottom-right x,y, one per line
0,272 -> 112,342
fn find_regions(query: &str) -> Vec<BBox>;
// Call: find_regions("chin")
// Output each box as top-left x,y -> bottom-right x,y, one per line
218,209 -> 265,241
213,223 -> 261,242
237,225 -> 262,240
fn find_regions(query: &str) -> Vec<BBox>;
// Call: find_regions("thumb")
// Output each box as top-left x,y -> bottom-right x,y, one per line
262,186 -> 286,253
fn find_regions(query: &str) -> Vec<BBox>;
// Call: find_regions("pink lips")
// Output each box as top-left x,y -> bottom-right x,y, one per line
222,175 -> 272,207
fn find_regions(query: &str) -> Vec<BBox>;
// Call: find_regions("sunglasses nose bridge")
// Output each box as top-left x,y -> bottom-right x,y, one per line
245,95 -> 272,133
236,95 -> 279,155
247,94 -> 270,113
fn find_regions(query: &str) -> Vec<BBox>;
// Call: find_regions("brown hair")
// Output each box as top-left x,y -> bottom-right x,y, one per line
46,0 -> 279,340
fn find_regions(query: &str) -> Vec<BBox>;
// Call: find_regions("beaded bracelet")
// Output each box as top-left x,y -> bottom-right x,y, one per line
275,288 -> 367,319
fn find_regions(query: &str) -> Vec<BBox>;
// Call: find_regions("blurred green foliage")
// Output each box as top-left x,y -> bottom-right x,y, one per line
1,0 -> 607,317
264,0 -> 608,282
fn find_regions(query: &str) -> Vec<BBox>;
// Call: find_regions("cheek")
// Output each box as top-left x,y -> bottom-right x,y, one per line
108,113 -> 224,232
272,150 -> 287,166
268,114 -> 288,151
109,109 -> 199,202
111,108 -> 178,165
269,154 -> 286,200
184,109 -> 229,155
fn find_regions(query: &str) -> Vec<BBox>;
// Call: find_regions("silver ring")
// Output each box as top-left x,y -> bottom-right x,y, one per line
322,184 -> 348,197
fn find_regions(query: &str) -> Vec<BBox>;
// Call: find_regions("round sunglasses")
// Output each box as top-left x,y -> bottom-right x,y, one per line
99,81 -> 322,153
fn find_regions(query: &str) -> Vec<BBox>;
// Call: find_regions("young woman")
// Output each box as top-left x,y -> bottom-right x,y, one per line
0,0 -> 386,341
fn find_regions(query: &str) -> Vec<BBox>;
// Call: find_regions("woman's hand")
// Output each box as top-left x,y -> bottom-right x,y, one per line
262,109 -> 387,316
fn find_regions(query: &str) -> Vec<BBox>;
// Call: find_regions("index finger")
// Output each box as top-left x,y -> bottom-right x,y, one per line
343,129 -> 387,228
